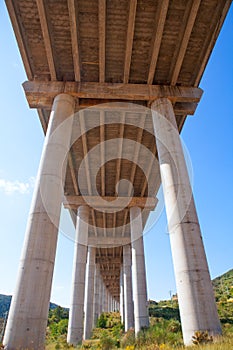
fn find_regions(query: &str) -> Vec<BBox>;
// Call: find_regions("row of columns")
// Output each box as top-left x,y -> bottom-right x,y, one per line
67,204 -> 149,345
3,94 -> 221,349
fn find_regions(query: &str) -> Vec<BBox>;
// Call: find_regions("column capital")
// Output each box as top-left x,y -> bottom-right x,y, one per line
150,97 -> 173,109
75,206 -> 89,246
77,204 -> 89,219
53,92 -> 76,107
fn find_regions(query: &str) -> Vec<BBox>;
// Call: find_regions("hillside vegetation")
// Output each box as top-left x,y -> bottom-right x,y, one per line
1,269 -> 233,348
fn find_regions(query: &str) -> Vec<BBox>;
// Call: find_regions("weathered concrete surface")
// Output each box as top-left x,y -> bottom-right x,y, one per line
67,205 -> 89,345
130,207 -> 149,334
83,247 -> 96,340
3,94 -> 75,350
93,263 -> 100,327
120,267 -> 125,324
151,98 -> 221,345
123,244 -> 134,331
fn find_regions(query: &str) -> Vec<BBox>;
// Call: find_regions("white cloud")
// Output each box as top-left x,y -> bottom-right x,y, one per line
0,176 -> 35,195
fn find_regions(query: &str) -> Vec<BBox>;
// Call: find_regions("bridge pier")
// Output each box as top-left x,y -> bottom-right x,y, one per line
123,245 -> 134,331
99,277 -> 103,316
67,205 -> 89,345
120,266 -> 125,324
130,207 -> 149,334
83,246 -> 96,340
108,290 -> 111,312
151,98 -> 221,345
93,263 -> 100,327
3,94 -> 75,350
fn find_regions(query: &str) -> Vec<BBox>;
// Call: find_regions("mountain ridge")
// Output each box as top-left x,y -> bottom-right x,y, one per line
0,268 -> 232,319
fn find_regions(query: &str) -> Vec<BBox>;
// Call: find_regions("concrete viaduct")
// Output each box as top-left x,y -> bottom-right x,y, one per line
3,0 -> 231,348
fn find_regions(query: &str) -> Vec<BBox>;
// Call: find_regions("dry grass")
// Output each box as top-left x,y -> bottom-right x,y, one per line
45,336 -> 233,350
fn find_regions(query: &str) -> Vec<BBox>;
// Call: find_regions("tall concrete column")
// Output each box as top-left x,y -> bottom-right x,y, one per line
93,263 -> 100,327
104,285 -> 108,312
123,244 -> 134,331
83,246 -> 96,340
151,98 -> 221,345
3,94 -> 75,350
106,290 -> 109,312
67,206 -> 89,345
120,266 -> 125,324
115,300 -> 117,311
130,207 -> 149,334
108,292 -> 112,312
99,278 -> 103,316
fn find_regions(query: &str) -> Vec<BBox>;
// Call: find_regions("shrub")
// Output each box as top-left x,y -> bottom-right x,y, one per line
99,330 -> 116,349
134,319 -> 183,348
167,320 -> 181,333
192,331 -> 213,345
121,329 -> 135,348
96,313 -> 107,328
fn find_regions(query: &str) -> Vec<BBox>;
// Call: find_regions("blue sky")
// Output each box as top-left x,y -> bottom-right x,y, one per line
0,3 -> 232,307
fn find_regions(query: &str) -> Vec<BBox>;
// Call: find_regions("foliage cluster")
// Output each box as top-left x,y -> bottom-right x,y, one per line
46,306 -> 70,348
92,312 -> 124,349
212,269 -> 233,303
148,300 -> 180,321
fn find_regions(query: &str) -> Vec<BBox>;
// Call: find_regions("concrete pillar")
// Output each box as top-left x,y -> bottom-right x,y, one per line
123,244 -> 134,331
130,207 -> 149,334
3,94 -> 75,350
93,263 -> 100,327
108,292 -> 112,312
120,266 -> 125,324
67,206 -> 89,345
99,278 -> 103,316
106,290 -> 109,312
104,285 -> 108,312
83,246 -> 96,340
151,98 -> 221,345
108,291 -> 111,312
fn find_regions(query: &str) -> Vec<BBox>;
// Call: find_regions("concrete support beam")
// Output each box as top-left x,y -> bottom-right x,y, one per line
3,94 -> 75,350
67,206 -> 89,345
120,267 -> 125,324
130,207 -> 149,334
89,236 -> 131,248
84,247 -> 96,340
64,195 -> 157,210
151,98 -> 221,345
123,245 -> 134,331
23,80 -> 203,109
96,257 -> 122,264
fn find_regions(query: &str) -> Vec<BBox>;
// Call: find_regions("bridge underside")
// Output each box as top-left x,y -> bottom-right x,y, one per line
3,0 -> 231,348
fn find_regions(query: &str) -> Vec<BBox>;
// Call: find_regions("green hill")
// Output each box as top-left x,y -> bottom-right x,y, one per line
0,269 -> 232,330
0,294 -> 61,318
212,269 -> 233,302
147,269 -> 233,324
0,294 -> 11,319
